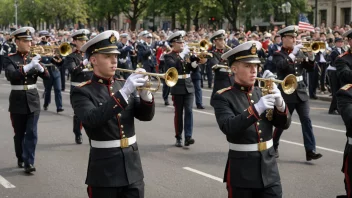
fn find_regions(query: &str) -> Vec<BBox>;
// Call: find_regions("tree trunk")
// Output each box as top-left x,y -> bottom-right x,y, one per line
171,12 -> 176,30
130,18 -> 138,31
186,7 -> 191,31
193,11 -> 199,31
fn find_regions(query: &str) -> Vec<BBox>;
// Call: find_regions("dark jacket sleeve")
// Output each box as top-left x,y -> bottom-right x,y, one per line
273,52 -> 289,72
330,51 -> 339,66
213,93 -> 260,139
38,65 -> 50,80
337,89 -> 352,129
64,56 -> 83,74
164,54 -> 176,69
133,92 -> 155,121
271,106 -> 291,129
137,44 -> 151,58
71,87 -> 128,128
4,57 -> 25,81
336,57 -> 352,83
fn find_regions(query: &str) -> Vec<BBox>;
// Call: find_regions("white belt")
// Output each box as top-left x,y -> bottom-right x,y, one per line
90,135 -> 137,148
229,139 -> 273,152
296,76 -> 303,82
178,74 -> 190,79
348,137 -> 352,145
11,84 -> 37,90
71,82 -> 83,86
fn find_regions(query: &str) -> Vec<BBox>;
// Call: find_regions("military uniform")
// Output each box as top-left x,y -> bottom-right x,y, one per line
4,27 -> 50,173
335,29 -> 352,87
271,25 -> 322,160
336,84 -> 352,198
208,30 -> 233,106
72,30 -> 155,198
213,41 -> 291,198
164,31 -> 197,147
63,29 -> 92,144
136,33 -> 155,73
117,33 -> 134,79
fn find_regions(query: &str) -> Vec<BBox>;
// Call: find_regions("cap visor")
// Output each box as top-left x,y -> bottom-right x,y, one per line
238,57 -> 261,64
97,48 -> 120,54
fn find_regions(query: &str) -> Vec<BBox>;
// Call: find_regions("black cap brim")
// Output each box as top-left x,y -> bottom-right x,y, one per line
238,57 -> 261,64
97,48 -> 120,54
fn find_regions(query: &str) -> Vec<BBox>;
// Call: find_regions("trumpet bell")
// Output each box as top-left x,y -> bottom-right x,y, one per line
281,74 -> 298,94
59,42 -> 72,56
164,67 -> 178,87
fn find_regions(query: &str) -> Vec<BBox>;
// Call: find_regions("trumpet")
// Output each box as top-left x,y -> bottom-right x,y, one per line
255,74 -> 298,120
301,41 -> 326,53
188,39 -> 213,59
115,67 -> 178,92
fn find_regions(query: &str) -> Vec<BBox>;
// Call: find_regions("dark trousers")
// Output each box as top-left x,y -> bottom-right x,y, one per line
342,143 -> 352,198
328,70 -> 340,113
10,112 -> 39,165
308,65 -> 319,97
319,63 -> 327,91
161,79 -> 170,102
44,69 -> 63,110
192,79 -> 203,106
87,180 -> 144,198
273,101 -> 316,152
227,181 -> 282,198
206,65 -> 213,88
60,67 -> 66,91
71,85 -> 82,136
172,93 -> 194,139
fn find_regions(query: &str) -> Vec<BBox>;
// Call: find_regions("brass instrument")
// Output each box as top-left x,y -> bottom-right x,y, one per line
188,39 -> 213,59
58,42 -> 72,56
255,74 -> 298,120
301,41 -> 326,53
212,64 -> 229,70
115,67 -> 178,92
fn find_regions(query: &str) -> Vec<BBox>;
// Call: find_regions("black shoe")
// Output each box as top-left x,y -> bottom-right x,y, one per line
274,148 -> 279,158
43,105 -> 48,111
164,101 -> 170,106
57,109 -> 64,113
24,164 -> 36,173
175,139 -> 182,147
75,135 -> 83,144
310,96 -> 318,100
328,110 -> 339,115
185,137 -> 195,146
197,105 -> 205,109
17,160 -> 24,168
306,151 -> 323,161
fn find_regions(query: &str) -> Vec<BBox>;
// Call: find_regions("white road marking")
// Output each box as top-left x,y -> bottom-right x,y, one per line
167,106 -> 344,154
291,121 -> 345,133
183,167 -> 223,182
0,175 -> 15,188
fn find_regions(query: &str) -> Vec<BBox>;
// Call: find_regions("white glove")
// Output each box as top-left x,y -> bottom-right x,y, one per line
23,59 -> 40,73
289,44 -> 303,61
32,54 -> 41,61
135,68 -> 153,102
271,83 -> 286,112
262,70 -> 276,79
82,68 -> 89,72
83,59 -> 89,66
191,61 -> 198,68
253,95 -> 276,115
119,68 -> 147,102
34,62 -> 44,73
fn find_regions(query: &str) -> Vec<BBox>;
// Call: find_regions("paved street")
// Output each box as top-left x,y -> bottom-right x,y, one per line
0,74 -> 347,198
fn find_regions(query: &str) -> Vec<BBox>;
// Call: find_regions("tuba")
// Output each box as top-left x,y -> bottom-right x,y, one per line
255,74 -> 298,120
115,67 -> 178,92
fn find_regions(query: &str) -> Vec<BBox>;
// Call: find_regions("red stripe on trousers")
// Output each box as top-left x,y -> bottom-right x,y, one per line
88,186 -> 92,198
227,161 -> 232,198
10,113 -> 15,134
273,128 -> 278,138
345,156 -> 351,197
173,95 -> 178,137
80,122 -> 83,131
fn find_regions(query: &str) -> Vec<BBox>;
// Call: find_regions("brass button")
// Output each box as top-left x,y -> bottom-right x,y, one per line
113,105 -> 117,109
121,125 -> 123,128
257,122 -> 260,126
110,86 -> 113,90
249,93 -> 252,96
241,87 -> 245,90
24,81 -> 27,83
121,131 -> 124,134
295,72 -> 298,74
251,100 -> 254,103
295,67 -> 298,70
25,77 -> 27,79
260,138 -> 263,141
259,130 -> 262,133
122,134 -> 125,138
118,113 -> 121,117
111,93 -> 114,96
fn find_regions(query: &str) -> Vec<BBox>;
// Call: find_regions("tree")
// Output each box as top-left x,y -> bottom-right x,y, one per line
216,0 -> 241,30
122,0 -> 148,31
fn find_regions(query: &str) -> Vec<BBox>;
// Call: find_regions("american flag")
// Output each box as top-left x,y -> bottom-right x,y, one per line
298,14 -> 315,32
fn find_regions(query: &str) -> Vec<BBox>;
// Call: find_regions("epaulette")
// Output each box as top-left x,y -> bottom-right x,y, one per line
77,80 -> 91,87
340,84 -> 352,91
8,53 -> 16,56
338,51 -> 348,58
217,86 -> 232,94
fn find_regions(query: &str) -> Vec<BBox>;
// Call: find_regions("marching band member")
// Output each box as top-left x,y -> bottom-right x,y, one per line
336,29 -> 352,87
164,31 -> 198,147
117,33 -> 134,79
4,27 -> 50,173
207,29 -> 233,106
63,29 -> 91,144
71,30 -> 155,198
272,25 -> 322,160
213,41 -> 291,198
